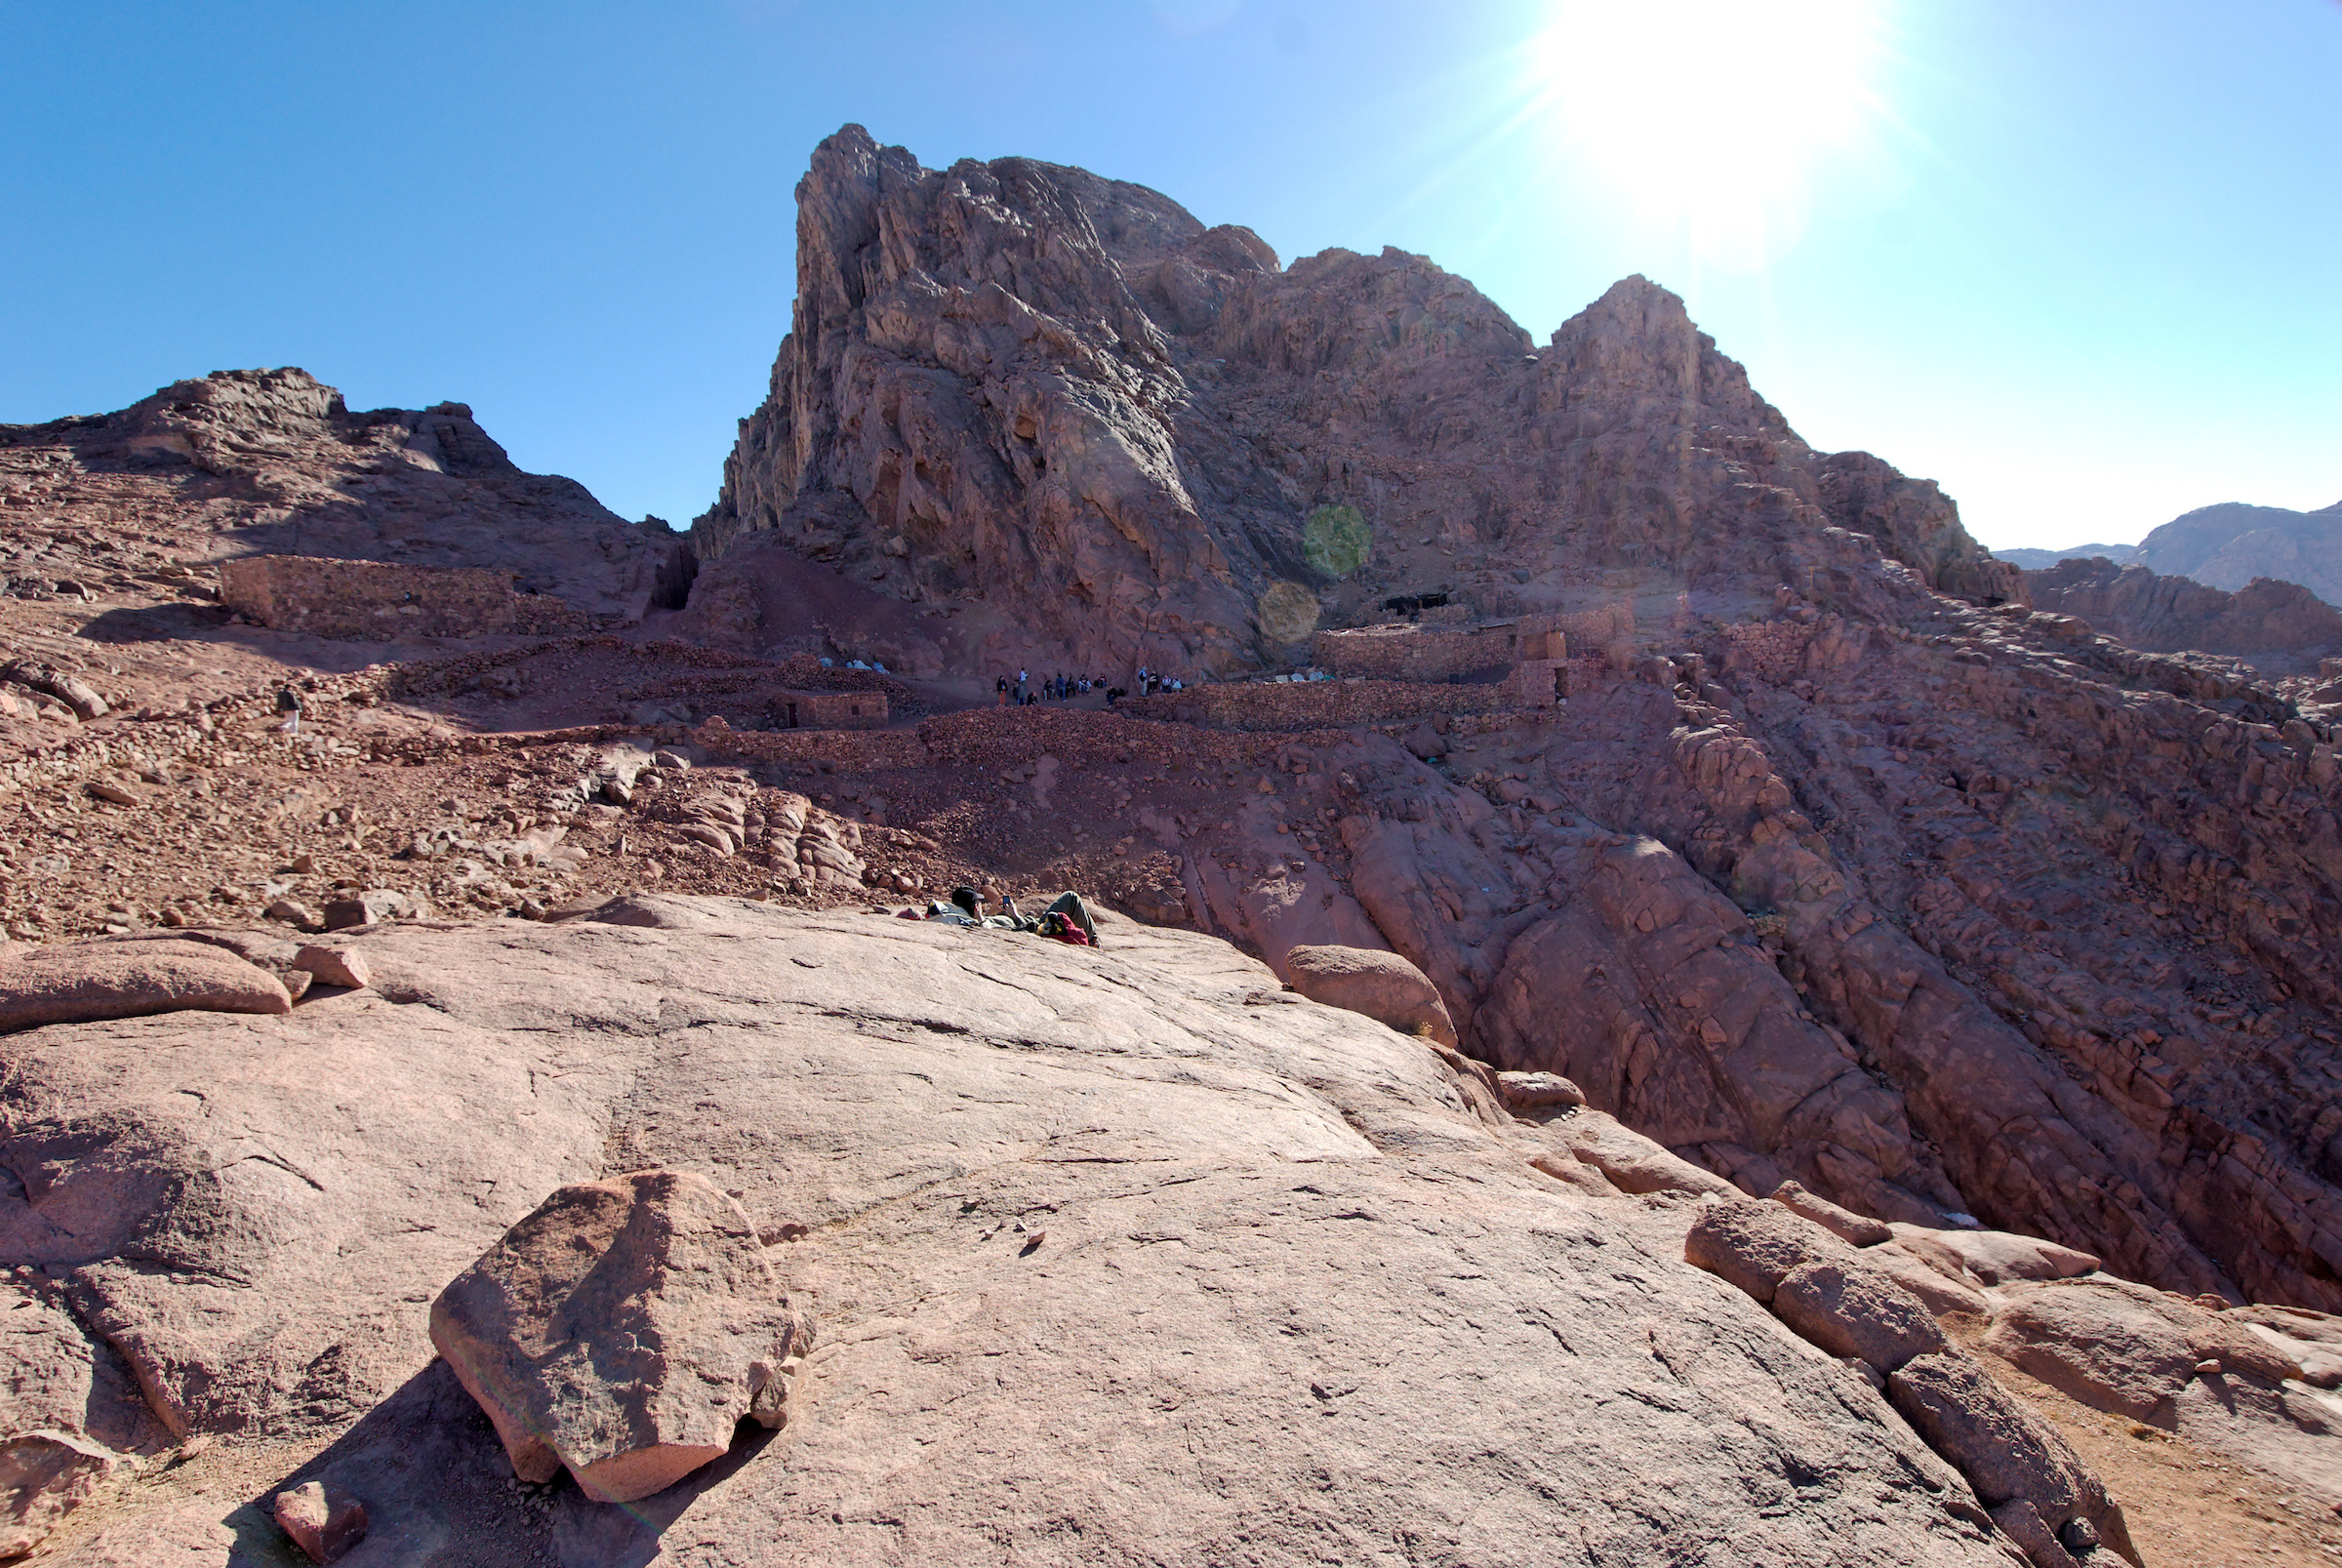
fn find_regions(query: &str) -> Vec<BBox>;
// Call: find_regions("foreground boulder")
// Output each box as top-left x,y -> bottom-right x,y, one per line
1282,943 -> 1459,1047
1684,1199 -> 1859,1303
291,943 -> 372,991
272,1480 -> 367,1563
429,1169 -> 809,1504
1888,1352 -> 2140,1568
0,938 -> 291,1031
1772,1259 -> 1948,1374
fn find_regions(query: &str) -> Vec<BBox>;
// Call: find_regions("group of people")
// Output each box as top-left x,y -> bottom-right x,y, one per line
992,666 -> 1186,706
996,668 -> 1105,705
903,886 -> 1102,946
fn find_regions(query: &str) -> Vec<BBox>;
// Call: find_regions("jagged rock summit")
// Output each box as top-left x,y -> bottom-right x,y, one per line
689,124 -> 2020,675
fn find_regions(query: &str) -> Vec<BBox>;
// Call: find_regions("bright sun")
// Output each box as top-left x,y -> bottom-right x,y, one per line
1526,0 -> 1893,268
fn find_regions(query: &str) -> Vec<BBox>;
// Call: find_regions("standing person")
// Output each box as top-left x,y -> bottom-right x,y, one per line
276,684 -> 303,736
996,675 -> 1008,706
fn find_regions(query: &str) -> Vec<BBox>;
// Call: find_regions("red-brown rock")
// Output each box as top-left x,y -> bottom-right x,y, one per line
0,938 -> 291,1031
429,1168 -> 809,1504
272,1479 -> 368,1563
1283,942 -> 1457,1047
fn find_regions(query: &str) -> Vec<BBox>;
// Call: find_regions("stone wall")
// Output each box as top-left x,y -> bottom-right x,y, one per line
1556,604 -> 1635,651
768,689 -> 888,730
1312,614 -> 1563,681
1717,620 -> 1817,686
220,555 -> 590,640
1121,663 -> 1562,732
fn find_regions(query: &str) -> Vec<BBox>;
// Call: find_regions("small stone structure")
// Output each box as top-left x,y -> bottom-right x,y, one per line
768,689 -> 887,730
221,555 -> 589,640
1312,614 -> 1563,683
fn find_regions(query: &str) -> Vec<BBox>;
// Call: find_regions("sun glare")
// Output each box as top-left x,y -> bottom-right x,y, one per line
1527,0 -> 1893,269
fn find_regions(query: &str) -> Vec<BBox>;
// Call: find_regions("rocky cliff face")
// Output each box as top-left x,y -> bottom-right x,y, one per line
694,125 -> 2022,674
0,369 -> 694,623
2027,556 -> 2342,675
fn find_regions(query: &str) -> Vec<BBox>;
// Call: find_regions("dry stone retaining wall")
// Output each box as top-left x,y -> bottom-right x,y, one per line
221,555 -> 593,640
1121,661 -> 1563,732
1312,614 -> 1563,681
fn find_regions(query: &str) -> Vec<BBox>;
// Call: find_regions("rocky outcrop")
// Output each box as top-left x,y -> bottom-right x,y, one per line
1,903 -> 2051,1563
1683,1200 -> 2135,1568
696,127 -> 1272,673
2026,556 -> 2342,674
694,128 -> 2025,675
0,368 -> 692,625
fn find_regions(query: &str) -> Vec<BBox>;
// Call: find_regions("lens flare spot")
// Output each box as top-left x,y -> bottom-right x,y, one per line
1528,0 -> 1894,267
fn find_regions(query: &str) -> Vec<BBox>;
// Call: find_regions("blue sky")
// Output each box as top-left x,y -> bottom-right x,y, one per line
3,0 -> 2336,550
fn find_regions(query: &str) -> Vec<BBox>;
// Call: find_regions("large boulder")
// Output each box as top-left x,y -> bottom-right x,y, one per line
1283,943 -> 1458,1047
1772,1259 -> 1948,1374
1891,1224 -> 2101,1287
429,1169 -> 811,1504
1538,1108 -> 1742,1199
1983,1275 -> 2303,1426
1887,1352 -> 2139,1568
1684,1199 -> 1859,1304
0,938 -> 291,1031
1868,1242 -> 1994,1319
1770,1180 -> 1893,1246
0,1431 -> 123,1556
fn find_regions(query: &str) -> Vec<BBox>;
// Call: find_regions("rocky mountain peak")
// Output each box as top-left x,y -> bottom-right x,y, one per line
695,129 -> 2022,674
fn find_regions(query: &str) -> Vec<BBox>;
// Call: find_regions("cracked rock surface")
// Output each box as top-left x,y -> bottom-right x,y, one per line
8,900 -> 2028,1564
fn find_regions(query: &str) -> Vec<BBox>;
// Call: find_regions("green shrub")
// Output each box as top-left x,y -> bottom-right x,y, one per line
1303,504 -> 1372,580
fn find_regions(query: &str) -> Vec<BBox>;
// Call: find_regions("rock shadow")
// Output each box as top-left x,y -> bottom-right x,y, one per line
232,1359 -> 778,1567
77,602 -> 234,645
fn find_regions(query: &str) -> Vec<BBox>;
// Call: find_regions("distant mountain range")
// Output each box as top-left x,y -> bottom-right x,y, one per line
1999,499 -> 2342,603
